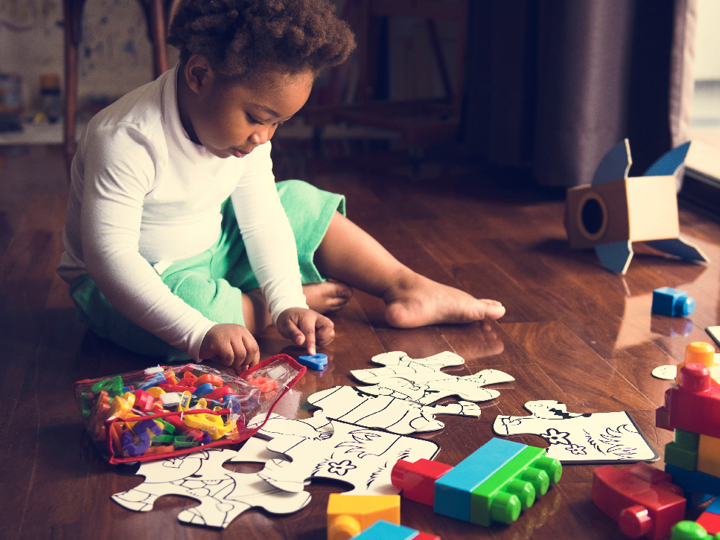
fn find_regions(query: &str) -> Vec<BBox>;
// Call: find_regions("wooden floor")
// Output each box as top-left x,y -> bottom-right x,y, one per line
2,142 -> 720,540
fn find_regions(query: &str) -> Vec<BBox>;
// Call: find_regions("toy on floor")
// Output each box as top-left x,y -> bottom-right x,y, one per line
564,139 -> 709,274
392,438 -> 561,527
673,342 -> 720,385
652,287 -> 696,317
111,448 -> 311,528
231,412 -> 440,495
672,520 -> 720,539
652,365 -> 678,380
592,462 -> 686,540
349,520 -> 440,540
299,353 -> 329,370
493,400 -> 659,463
75,355 -> 305,464
326,493 -> 400,540
306,385 -> 481,435
350,351 -> 514,404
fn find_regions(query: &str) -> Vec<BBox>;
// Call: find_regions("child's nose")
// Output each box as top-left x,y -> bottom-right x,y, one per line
249,127 -> 272,145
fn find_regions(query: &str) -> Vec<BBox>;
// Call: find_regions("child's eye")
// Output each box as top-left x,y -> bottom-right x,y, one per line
246,114 -> 262,125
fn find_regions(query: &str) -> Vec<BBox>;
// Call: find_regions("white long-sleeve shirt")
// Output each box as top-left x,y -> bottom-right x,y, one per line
58,65 -> 307,361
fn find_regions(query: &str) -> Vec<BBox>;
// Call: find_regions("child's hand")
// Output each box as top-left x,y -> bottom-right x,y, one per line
276,307 -> 335,355
199,323 -> 260,374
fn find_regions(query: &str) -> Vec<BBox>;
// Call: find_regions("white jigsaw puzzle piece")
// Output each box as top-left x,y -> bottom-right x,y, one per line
307,386 -> 481,435
493,400 -> 659,464
251,412 -> 439,495
350,351 -> 466,384
356,368 -> 514,404
111,448 -> 310,528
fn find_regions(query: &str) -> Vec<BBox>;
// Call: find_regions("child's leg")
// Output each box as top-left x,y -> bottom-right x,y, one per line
313,212 -> 506,327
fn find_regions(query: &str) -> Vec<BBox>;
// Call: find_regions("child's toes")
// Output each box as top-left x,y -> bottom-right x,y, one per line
481,300 -> 505,320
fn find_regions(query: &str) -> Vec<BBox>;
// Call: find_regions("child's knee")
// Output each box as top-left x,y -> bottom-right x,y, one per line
171,274 -> 245,325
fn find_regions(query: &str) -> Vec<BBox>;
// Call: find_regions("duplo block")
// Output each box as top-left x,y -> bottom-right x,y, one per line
675,342 -> 717,384
665,429 -> 699,471
652,287 -> 696,317
656,364 -> 720,439
593,462 -> 686,540
391,458 -> 453,507
698,434 -> 720,479
350,520 -> 440,540
326,494 -> 400,540
665,464 -> 720,497
697,498 -> 720,535
434,438 -> 526,522
469,445 -> 562,527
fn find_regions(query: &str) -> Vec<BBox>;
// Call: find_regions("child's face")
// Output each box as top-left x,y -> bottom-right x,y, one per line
182,61 -> 314,159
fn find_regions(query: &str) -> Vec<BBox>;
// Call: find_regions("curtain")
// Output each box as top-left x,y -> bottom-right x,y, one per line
461,0 -> 696,189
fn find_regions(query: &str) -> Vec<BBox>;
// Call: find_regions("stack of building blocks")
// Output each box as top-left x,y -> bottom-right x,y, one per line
652,287 -> 696,317
674,342 -> 720,386
326,494 -> 400,540
656,362 -> 720,537
592,462 -> 686,540
391,438 -> 561,527
349,520 -> 440,540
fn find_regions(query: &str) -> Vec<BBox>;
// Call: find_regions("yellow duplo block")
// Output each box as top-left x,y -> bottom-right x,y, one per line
326,494 -> 400,540
675,342 -> 718,384
698,434 -> 720,479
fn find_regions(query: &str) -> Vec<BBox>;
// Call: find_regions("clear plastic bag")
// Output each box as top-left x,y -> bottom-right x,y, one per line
74,354 -> 305,463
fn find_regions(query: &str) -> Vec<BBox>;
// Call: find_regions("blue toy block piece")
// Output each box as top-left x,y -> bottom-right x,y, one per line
666,464 -> 720,497
643,141 -> 690,177
434,438 -> 526,522
351,520 -> 419,540
298,353 -> 328,370
591,139 -> 632,186
652,287 -> 695,317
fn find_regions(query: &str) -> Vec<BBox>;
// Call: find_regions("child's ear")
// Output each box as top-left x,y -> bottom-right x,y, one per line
184,55 -> 215,96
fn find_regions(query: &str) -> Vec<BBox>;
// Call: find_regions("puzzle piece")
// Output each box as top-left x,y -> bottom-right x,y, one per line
307,385 -> 481,434
111,448 -> 310,528
493,400 -> 659,463
350,351 -> 466,384
350,351 -> 513,405
356,368 -> 514,405
230,412 -> 440,495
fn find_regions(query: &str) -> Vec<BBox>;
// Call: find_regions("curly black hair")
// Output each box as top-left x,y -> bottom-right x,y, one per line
167,0 -> 355,81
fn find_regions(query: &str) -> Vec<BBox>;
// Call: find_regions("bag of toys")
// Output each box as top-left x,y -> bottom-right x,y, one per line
74,354 -> 305,464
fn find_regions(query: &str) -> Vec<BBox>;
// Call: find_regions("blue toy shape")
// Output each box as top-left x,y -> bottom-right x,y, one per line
298,353 -> 328,370
652,287 -> 696,317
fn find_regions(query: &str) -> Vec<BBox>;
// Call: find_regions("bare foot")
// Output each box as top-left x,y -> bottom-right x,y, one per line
382,270 -> 505,328
303,280 -> 353,314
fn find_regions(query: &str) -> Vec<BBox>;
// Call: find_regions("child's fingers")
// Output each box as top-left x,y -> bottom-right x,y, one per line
315,315 -> 335,347
298,317 -> 316,356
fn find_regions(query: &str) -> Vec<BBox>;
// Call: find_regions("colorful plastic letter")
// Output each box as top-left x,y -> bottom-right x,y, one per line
299,353 -> 329,370
326,493 -> 400,540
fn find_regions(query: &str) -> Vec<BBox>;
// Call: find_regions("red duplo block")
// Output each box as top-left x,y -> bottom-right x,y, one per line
391,459 -> 453,507
656,363 -> 720,439
592,462 -> 686,540
697,511 -> 720,535
414,533 -> 441,540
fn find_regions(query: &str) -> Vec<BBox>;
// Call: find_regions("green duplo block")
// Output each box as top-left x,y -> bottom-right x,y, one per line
665,441 -> 697,471
674,429 -> 700,451
469,446 -> 562,527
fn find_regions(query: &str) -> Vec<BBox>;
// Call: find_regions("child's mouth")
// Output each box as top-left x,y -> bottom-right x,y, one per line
231,148 -> 249,158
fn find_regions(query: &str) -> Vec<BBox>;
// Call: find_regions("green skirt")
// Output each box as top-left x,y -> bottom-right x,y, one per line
70,180 -> 345,360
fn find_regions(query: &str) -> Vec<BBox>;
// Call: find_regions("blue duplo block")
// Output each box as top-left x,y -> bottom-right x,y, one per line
352,520 -> 419,540
666,464 -> 720,497
298,353 -> 328,370
652,287 -> 695,317
434,438 -> 527,522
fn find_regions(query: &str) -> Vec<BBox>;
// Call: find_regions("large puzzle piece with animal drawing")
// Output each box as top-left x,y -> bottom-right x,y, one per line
493,400 -> 659,463
306,385 -> 481,434
350,351 -> 514,404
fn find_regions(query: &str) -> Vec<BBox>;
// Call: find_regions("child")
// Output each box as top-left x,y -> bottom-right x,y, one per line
58,0 -> 505,374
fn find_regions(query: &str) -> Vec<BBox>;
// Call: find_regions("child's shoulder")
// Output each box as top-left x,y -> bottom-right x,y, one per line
88,69 -> 174,141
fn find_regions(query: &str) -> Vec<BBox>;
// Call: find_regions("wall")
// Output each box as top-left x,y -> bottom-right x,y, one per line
0,0 -> 173,115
